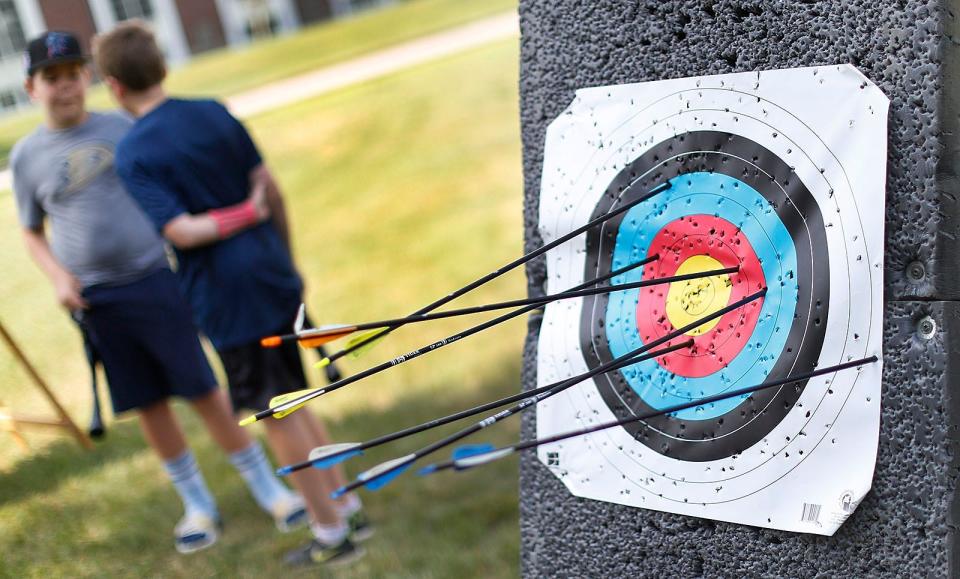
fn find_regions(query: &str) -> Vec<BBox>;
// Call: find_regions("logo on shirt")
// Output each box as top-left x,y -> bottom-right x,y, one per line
55,145 -> 114,197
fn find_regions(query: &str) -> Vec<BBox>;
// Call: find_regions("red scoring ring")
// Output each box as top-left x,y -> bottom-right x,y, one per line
636,214 -> 765,378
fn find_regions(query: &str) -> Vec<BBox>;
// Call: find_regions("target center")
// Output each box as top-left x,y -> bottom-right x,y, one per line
665,255 -> 733,336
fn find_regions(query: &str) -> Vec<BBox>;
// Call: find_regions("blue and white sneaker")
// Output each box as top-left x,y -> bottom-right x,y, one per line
174,512 -> 221,554
270,493 -> 308,533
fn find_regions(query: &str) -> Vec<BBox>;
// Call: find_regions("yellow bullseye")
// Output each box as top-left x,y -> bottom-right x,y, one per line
665,255 -> 733,336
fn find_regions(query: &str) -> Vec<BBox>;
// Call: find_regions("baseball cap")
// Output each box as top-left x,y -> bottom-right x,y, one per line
24,31 -> 87,76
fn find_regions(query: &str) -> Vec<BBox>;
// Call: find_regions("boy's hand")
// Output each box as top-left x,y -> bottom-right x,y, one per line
249,180 -> 271,223
53,271 -> 88,311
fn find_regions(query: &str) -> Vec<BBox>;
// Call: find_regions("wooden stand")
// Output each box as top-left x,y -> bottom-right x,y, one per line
0,319 -> 92,451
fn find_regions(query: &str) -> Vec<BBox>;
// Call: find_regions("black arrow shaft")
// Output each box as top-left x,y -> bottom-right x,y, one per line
412,341 -> 693,459
285,339 -> 691,474
433,355 -> 879,473
283,265 -> 737,344
338,289 -> 766,493
515,355 -> 878,453
323,181 -> 672,364
284,257 -> 663,471
339,342 -> 692,494
268,281 -> 763,422
258,254 -> 658,420
426,289 -> 767,455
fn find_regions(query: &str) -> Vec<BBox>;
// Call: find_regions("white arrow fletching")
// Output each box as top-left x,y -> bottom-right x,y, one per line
273,389 -> 324,414
294,303 -> 306,333
358,454 -> 416,481
454,448 -> 515,469
298,324 -> 353,339
309,442 -> 362,461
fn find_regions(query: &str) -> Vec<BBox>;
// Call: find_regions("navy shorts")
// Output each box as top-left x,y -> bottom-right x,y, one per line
81,268 -> 218,414
217,335 -> 309,412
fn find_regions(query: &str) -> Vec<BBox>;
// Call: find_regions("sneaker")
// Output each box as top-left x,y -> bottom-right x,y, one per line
174,512 -> 221,554
348,510 -> 375,542
270,493 -> 309,533
284,537 -> 364,568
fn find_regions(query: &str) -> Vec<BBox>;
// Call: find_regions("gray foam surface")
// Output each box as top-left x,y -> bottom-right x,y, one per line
518,1 -> 960,576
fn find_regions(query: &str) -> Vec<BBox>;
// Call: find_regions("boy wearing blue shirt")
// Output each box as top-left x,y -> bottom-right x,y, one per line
94,21 -> 368,567
13,31 -> 308,555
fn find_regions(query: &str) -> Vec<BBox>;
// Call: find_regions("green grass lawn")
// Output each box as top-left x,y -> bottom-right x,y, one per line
0,0 -> 516,167
0,36 -> 523,577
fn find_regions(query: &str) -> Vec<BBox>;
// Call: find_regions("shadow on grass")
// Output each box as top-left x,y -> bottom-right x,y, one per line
0,418 -> 148,508
322,356 -> 525,466
2,355 -> 524,577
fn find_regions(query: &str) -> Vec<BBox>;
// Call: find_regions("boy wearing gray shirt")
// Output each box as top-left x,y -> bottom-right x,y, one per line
12,31 -> 306,554
13,109 -> 167,288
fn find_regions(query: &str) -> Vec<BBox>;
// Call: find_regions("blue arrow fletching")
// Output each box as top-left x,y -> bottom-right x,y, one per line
363,463 -> 410,491
308,442 -> 365,470
417,464 -> 438,476
451,443 -> 496,461
356,454 -> 415,491
314,449 -> 362,469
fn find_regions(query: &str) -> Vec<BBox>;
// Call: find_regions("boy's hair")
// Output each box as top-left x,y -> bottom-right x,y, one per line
92,20 -> 166,91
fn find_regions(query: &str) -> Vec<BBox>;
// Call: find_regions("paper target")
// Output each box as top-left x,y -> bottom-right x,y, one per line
535,65 -> 887,535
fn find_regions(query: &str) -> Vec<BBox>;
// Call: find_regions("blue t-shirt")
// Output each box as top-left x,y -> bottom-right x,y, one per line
115,98 -> 302,350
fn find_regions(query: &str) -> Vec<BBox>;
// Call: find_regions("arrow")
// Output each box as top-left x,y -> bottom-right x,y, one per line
260,266 -> 738,348
315,181 -> 673,366
340,328 -> 390,360
276,339 -> 693,476
330,341 -> 693,498
419,355 -> 880,475
249,257 -> 737,424
240,252 -> 661,425
330,288 -> 766,496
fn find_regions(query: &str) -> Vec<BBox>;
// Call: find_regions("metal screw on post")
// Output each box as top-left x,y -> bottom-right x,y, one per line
917,316 -> 937,340
906,261 -> 926,284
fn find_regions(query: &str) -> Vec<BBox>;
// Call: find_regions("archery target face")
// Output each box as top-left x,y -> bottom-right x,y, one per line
536,65 -> 887,536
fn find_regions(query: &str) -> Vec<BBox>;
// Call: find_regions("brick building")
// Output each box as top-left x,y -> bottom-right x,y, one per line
0,0 -> 391,111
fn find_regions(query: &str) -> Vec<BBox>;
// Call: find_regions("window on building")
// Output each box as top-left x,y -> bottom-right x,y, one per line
0,0 -> 25,58
351,0 -> 389,10
0,90 -> 17,110
111,0 -> 154,21
329,0 -> 395,19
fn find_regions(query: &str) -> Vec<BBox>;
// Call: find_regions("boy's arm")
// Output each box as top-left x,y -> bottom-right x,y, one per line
11,143 -> 87,310
21,225 -> 88,310
162,181 -> 271,250
118,153 -> 270,250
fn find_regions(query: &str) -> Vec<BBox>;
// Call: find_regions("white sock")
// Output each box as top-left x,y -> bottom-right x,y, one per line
163,450 -> 218,517
311,520 -> 349,545
228,442 -> 292,511
337,493 -> 363,517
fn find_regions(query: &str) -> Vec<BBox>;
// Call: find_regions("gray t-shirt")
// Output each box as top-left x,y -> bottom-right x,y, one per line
11,111 -> 168,288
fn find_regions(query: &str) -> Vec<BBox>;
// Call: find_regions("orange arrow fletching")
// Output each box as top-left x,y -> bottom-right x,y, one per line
297,326 -> 357,349
298,336 -> 332,349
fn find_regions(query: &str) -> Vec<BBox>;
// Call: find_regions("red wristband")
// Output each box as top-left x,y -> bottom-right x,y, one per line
209,199 -> 259,238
